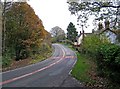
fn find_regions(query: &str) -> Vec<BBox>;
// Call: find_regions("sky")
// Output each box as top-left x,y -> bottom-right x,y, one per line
27,0 -> 94,33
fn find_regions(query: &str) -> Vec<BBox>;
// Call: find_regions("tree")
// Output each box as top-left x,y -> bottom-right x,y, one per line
4,2 -> 51,60
67,1 -> 120,29
67,22 -> 78,42
50,26 -> 65,42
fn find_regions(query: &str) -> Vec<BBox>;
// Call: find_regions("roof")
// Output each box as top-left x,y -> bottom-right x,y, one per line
100,28 -> 120,35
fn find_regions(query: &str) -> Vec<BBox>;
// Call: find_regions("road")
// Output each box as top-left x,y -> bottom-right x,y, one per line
1,44 -> 84,87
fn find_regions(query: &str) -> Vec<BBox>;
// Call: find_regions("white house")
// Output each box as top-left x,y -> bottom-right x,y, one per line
74,30 -> 92,46
99,29 -> 119,44
77,33 -> 83,45
105,31 -> 117,43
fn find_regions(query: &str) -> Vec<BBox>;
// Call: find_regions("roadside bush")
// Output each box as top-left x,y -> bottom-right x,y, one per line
40,43 -> 51,53
80,34 -> 109,58
32,43 -> 51,55
79,34 -> 120,83
66,39 -> 73,45
2,50 -> 12,67
2,56 -> 11,67
96,44 -> 120,83
30,43 -> 52,63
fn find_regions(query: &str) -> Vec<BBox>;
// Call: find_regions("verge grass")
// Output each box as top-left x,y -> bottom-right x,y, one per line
71,52 -> 95,84
63,43 -> 96,85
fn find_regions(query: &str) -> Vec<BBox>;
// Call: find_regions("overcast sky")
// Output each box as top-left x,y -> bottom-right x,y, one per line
27,0 -> 93,33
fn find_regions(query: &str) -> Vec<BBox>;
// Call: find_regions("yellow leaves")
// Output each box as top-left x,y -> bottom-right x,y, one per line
9,2 -> 51,49
4,2 -> 52,61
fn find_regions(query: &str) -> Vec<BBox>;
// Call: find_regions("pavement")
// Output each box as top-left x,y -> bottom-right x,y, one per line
0,44 -> 85,88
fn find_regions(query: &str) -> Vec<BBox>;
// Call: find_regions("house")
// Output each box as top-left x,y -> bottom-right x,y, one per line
74,20 -> 120,46
74,30 -> 93,46
99,29 -> 120,44
102,30 -> 116,43
94,20 -> 120,44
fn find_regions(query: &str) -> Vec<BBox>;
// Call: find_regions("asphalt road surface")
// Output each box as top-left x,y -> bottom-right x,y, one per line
0,44 -> 84,87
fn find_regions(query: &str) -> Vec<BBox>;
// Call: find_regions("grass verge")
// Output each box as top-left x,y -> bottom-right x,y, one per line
63,43 -> 108,88
61,42 -> 120,89
63,43 -> 95,83
71,52 -> 95,84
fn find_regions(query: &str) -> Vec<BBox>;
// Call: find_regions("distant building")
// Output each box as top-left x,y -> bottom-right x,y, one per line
105,30 -> 117,43
100,29 -> 120,44
74,30 -> 92,46
94,20 -> 120,44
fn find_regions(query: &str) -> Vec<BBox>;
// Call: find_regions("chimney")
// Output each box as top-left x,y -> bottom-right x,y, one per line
83,30 -> 85,41
80,31 -> 81,35
105,20 -> 110,30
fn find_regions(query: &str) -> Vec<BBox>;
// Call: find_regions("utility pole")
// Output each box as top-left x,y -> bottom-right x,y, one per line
0,1 -> 2,55
2,0 -> 12,56
2,0 -> 5,56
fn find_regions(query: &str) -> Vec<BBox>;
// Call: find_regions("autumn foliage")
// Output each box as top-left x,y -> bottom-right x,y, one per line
3,2 -> 51,66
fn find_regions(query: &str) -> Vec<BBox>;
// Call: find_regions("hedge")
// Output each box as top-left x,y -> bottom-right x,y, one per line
79,34 -> 120,83
96,44 -> 120,83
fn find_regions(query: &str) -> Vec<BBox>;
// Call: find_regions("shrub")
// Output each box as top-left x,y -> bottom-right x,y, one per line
79,34 -> 120,83
66,39 -> 73,45
2,50 -> 12,67
96,44 -> 120,83
80,34 -> 109,58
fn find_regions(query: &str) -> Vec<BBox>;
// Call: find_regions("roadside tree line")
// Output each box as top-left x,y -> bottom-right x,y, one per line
2,2 -> 51,67
50,23 -> 78,44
